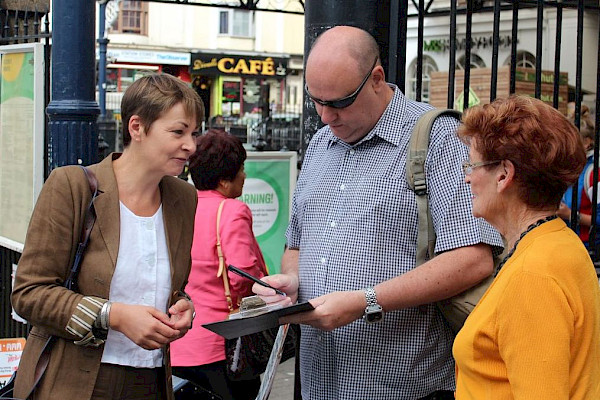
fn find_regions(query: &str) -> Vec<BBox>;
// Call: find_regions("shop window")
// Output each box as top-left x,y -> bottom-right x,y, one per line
407,55 -> 439,103
456,53 -> 486,70
111,1 -> 148,35
218,9 -> 254,38
106,67 -> 157,93
286,85 -> 298,108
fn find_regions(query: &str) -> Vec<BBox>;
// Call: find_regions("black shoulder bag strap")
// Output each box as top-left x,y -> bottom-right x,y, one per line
65,166 -> 99,291
3,166 -> 100,400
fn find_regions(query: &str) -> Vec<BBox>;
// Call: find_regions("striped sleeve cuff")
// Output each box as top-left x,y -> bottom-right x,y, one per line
65,296 -> 107,347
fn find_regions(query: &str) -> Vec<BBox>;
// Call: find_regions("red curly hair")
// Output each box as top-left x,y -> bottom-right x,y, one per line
458,95 -> 586,209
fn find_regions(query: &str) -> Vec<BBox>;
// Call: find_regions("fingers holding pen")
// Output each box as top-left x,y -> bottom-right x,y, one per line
252,274 -> 298,305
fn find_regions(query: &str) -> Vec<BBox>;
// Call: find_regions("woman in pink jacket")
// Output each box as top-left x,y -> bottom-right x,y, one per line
171,129 -> 267,400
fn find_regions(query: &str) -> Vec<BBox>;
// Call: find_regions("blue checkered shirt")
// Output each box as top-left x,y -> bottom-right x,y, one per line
286,86 -> 503,399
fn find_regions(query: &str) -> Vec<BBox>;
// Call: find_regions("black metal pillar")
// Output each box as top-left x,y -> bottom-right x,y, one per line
47,0 -> 100,170
97,0 -> 112,157
98,0 -> 109,118
301,0 -> 387,154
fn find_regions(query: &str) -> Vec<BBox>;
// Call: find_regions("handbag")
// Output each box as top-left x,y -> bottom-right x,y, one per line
0,166 -> 99,400
215,200 -> 297,381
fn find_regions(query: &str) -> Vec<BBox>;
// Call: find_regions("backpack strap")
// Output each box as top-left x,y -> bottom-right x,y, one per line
406,109 -> 462,266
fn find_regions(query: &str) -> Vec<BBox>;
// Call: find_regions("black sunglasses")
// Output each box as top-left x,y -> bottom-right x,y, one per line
305,57 -> 378,109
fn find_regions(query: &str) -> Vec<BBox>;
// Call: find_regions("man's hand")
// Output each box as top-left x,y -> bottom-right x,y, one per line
252,273 -> 297,306
109,303 -> 181,350
168,298 -> 195,339
281,290 -> 365,331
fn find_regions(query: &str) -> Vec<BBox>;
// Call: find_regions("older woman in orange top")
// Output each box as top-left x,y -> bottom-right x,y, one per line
453,96 -> 600,399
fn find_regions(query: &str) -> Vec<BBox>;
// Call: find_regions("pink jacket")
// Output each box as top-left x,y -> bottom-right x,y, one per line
170,190 -> 267,366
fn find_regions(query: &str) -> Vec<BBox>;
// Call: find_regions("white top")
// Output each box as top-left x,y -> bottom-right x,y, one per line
101,202 -> 172,368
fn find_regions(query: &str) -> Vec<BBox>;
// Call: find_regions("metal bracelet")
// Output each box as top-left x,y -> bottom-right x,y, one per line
100,301 -> 112,330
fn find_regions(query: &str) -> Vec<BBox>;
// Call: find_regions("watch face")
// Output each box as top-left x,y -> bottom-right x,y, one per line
365,311 -> 383,323
364,305 -> 384,324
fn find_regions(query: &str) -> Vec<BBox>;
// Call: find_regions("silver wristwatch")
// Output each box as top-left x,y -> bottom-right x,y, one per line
363,287 -> 384,324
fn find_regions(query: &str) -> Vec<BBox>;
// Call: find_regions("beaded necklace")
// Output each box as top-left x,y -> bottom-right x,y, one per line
495,215 -> 558,276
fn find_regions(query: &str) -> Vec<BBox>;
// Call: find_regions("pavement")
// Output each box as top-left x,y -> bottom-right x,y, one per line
265,357 -> 296,400
173,357 -> 296,400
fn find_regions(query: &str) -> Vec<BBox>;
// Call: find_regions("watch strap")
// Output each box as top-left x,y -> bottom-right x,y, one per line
364,287 -> 378,307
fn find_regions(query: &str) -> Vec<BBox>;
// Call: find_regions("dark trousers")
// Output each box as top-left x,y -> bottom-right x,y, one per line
91,363 -> 166,400
418,390 -> 455,400
173,361 -> 260,400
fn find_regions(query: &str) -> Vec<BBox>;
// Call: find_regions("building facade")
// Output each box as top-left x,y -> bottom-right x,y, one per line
96,0 -> 304,149
404,1 -> 598,113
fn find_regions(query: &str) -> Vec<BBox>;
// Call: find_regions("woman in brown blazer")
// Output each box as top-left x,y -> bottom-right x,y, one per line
11,74 -> 203,400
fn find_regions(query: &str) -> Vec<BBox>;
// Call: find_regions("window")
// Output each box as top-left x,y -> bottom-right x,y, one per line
456,53 -> 486,70
407,55 -> 439,103
218,9 -> 254,38
219,11 -> 229,34
504,51 -> 536,68
111,1 -> 148,35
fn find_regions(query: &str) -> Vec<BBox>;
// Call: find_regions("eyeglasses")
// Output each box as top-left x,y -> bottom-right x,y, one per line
304,57 -> 378,109
462,160 -> 501,175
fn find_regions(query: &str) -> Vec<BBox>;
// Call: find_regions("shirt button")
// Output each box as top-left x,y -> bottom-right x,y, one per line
320,257 -> 326,265
146,220 -> 153,230
349,149 -> 355,155
340,184 -> 346,190
330,221 -> 336,228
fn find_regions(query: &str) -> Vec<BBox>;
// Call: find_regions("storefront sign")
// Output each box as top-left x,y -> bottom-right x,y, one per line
192,53 -> 288,77
101,48 -> 191,66
424,35 -> 515,53
515,69 -> 568,85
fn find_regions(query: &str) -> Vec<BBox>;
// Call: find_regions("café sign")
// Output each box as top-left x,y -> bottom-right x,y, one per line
191,53 -> 288,78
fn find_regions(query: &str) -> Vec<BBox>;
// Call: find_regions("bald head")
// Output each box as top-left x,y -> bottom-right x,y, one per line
308,26 -> 380,76
304,26 -> 392,143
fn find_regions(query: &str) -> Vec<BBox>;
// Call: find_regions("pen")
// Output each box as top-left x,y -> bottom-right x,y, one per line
227,265 -> 286,296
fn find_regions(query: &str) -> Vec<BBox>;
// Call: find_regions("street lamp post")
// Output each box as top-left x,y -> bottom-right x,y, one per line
47,0 -> 100,169
97,0 -> 111,157
98,0 -> 109,118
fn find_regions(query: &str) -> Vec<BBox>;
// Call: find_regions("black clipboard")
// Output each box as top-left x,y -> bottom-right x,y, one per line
202,302 -> 314,339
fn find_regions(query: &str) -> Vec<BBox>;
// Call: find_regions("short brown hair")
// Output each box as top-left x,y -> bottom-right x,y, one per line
120,73 -> 204,147
188,129 -> 246,190
458,95 -> 586,209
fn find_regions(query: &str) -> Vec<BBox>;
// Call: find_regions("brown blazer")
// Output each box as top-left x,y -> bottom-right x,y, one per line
11,154 -> 197,400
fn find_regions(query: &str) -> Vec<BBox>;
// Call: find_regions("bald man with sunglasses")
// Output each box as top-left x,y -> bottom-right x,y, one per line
253,26 -> 502,400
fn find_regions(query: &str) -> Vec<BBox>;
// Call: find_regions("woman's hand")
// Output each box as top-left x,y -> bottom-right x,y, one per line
252,273 -> 298,306
167,298 -> 195,339
109,303 -> 181,350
